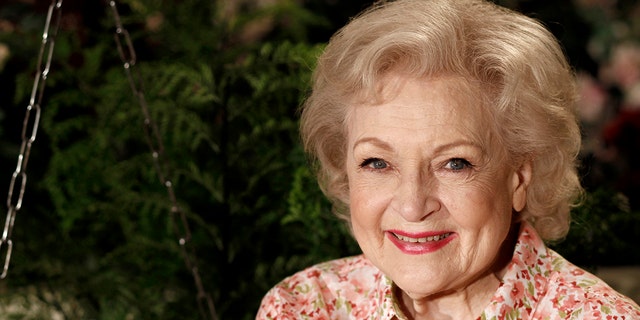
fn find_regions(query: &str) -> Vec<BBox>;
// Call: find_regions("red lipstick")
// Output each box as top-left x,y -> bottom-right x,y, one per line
386,230 -> 455,254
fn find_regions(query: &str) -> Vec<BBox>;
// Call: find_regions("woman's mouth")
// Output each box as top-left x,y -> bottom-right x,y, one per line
393,232 -> 452,243
387,231 -> 455,254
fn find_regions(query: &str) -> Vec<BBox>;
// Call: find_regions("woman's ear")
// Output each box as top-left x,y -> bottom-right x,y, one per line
512,160 -> 532,212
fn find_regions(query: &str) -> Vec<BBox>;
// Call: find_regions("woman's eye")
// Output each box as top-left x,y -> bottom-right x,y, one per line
360,158 -> 388,170
445,158 -> 472,171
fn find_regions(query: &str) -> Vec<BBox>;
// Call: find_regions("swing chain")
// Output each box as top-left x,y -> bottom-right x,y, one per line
0,0 -> 63,280
108,2 -> 218,320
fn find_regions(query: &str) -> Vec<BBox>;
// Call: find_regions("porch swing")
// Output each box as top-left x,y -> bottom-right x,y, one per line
0,1 -> 217,319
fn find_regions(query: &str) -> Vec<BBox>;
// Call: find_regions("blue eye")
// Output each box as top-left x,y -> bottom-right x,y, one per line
360,158 -> 388,170
446,158 -> 471,171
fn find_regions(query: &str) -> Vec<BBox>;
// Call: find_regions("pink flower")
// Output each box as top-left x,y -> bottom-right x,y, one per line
306,269 -> 321,278
534,273 -> 547,294
576,72 -> 609,123
510,281 -> 526,301
601,43 -> 640,90
352,301 -> 372,319
559,292 -> 583,311
571,268 -> 585,277
520,269 -> 531,281
614,298 -> 636,315
521,246 -> 538,268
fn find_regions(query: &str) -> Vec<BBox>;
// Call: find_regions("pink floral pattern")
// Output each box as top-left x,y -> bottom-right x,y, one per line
257,223 -> 640,319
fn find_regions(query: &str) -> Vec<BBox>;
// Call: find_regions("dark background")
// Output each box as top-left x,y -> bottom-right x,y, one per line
0,0 -> 639,318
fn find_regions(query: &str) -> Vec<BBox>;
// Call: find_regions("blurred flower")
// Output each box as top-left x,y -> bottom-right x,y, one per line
0,43 -> 10,72
0,19 -> 15,33
603,109 -> 640,149
146,12 -> 164,32
218,0 -> 282,44
626,83 -> 640,108
600,43 -> 640,91
577,72 -> 609,123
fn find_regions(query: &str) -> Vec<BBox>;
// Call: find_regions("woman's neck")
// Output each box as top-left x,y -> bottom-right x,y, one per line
397,272 -> 501,320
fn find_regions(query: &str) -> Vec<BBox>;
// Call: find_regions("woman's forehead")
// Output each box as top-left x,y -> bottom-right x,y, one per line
354,71 -> 483,101
346,75 -> 497,144
348,73 -> 491,121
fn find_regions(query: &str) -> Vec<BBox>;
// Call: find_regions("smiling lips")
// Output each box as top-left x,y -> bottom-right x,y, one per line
387,231 -> 455,254
394,232 -> 452,243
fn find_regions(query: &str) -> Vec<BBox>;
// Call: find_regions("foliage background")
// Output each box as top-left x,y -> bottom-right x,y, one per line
0,0 -> 638,318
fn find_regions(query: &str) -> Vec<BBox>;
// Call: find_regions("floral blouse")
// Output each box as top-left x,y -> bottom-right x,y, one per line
256,222 -> 640,319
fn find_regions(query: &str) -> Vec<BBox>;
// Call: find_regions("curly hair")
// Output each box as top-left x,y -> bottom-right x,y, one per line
300,0 -> 583,241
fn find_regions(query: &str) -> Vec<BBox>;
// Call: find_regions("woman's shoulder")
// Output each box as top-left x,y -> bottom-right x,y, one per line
275,254 -> 380,286
535,249 -> 640,318
256,255 -> 392,319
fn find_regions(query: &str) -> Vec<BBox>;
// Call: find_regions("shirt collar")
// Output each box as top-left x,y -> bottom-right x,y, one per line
481,221 -> 550,318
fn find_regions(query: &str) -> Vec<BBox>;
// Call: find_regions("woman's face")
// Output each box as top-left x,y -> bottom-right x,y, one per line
346,75 -> 530,301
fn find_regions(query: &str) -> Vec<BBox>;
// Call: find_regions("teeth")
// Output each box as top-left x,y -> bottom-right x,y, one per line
395,233 -> 451,243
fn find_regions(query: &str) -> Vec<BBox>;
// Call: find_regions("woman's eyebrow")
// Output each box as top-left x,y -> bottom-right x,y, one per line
433,140 -> 483,154
352,137 -> 394,152
353,137 -> 482,153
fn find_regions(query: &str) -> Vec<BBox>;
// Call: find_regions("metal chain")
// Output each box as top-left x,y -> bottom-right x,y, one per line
107,2 -> 218,319
0,0 -> 63,280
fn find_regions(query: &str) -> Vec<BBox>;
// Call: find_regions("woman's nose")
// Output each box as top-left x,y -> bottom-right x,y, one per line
392,171 -> 441,222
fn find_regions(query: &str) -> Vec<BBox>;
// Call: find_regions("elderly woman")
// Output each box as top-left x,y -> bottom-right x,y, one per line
257,0 -> 640,319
